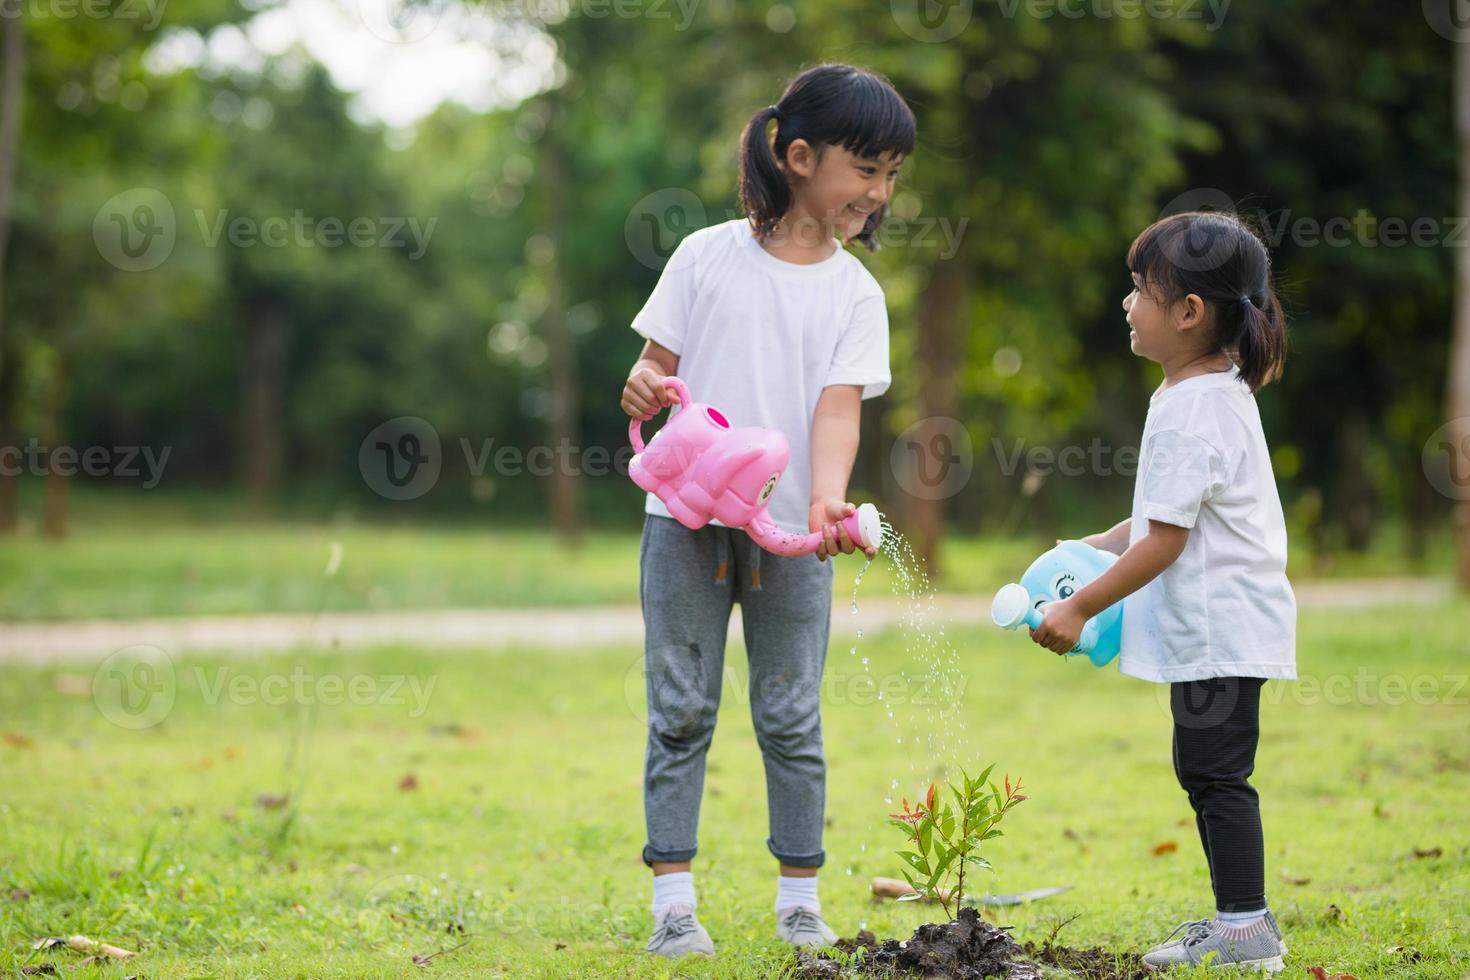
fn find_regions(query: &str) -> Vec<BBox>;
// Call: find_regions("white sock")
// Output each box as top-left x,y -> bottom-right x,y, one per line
1215,908 -> 1268,936
775,874 -> 820,913
651,871 -> 695,918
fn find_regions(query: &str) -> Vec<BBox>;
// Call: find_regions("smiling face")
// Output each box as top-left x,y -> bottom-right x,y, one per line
782,142 -> 903,243
1122,271 -> 1207,367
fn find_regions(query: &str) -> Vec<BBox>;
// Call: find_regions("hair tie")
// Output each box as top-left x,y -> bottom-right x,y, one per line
1240,295 -> 1252,308
767,104 -> 782,119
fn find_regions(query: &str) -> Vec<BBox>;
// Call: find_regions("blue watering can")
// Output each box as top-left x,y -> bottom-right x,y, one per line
990,540 -> 1124,667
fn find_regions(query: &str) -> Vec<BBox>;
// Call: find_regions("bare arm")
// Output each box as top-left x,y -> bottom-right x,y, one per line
807,384 -> 871,559
1082,518 -> 1131,556
1030,519 -> 1188,654
621,339 -> 680,419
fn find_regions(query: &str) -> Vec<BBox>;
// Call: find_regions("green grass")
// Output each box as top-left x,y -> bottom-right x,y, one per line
0,487 -> 1455,621
0,512 -> 1044,622
1,600 -> 1466,977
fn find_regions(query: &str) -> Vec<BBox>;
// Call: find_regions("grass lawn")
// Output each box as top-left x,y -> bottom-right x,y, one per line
1,597 -> 1466,978
0,488 -> 1454,621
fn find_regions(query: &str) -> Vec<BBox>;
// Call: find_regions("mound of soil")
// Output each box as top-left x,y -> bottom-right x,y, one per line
790,908 -> 1038,979
789,908 -> 1149,980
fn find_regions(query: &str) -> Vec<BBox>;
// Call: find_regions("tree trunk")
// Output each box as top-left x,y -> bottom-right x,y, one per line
239,302 -> 291,512
40,360 -> 67,539
906,254 -> 969,578
1451,40 -> 1470,590
538,94 -> 583,547
0,0 -> 26,533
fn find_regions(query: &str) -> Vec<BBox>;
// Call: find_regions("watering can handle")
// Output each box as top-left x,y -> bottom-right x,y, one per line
628,376 -> 693,454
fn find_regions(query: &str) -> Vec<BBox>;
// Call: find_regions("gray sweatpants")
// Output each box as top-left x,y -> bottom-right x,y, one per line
639,514 -> 834,868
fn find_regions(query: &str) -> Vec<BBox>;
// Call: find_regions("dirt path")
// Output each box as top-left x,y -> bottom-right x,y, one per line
0,578 -> 1454,663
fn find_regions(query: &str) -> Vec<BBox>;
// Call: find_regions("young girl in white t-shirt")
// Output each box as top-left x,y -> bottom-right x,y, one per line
618,64 -> 914,959
1029,211 -> 1295,974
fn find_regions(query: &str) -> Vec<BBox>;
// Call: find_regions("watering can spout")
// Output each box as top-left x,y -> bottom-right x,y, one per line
745,503 -> 884,558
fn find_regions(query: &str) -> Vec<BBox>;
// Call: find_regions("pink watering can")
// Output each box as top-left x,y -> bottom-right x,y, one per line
628,376 -> 884,558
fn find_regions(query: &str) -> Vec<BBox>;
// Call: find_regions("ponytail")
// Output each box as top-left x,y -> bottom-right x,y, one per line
1234,290 -> 1287,393
739,105 -> 791,241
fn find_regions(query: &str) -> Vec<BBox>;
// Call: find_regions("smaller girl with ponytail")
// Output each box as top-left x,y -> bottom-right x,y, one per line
1029,212 -> 1295,973
621,63 -> 914,959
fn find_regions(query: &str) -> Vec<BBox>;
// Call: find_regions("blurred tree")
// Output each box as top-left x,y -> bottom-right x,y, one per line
1453,34 -> 1470,588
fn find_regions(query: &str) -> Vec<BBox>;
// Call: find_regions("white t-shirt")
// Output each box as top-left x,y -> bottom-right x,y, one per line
1119,368 -> 1297,683
630,219 -> 891,533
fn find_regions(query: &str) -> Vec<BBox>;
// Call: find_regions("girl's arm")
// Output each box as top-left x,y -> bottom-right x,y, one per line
622,339 -> 680,419
807,384 -> 872,560
1082,519 -> 1131,556
1030,519 -> 1188,654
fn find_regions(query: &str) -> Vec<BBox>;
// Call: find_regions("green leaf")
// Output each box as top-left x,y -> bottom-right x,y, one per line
899,851 -> 928,874
918,818 -> 933,858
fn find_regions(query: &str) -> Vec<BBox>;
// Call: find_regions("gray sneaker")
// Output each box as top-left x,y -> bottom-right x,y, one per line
776,905 -> 838,948
1142,912 -> 1286,973
1147,917 -> 1213,952
645,906 -> 714,958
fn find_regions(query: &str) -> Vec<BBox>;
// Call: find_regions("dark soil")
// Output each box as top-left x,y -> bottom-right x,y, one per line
1021,940 -> 1149,980
788,908 -> 1148,980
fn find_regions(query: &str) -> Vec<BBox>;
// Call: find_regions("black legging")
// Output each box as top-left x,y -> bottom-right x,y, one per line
1170,677 -> 1266,913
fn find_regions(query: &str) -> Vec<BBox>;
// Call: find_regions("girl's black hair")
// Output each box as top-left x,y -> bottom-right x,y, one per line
739,64 -> 917,252
1127,211 -> 1288,393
